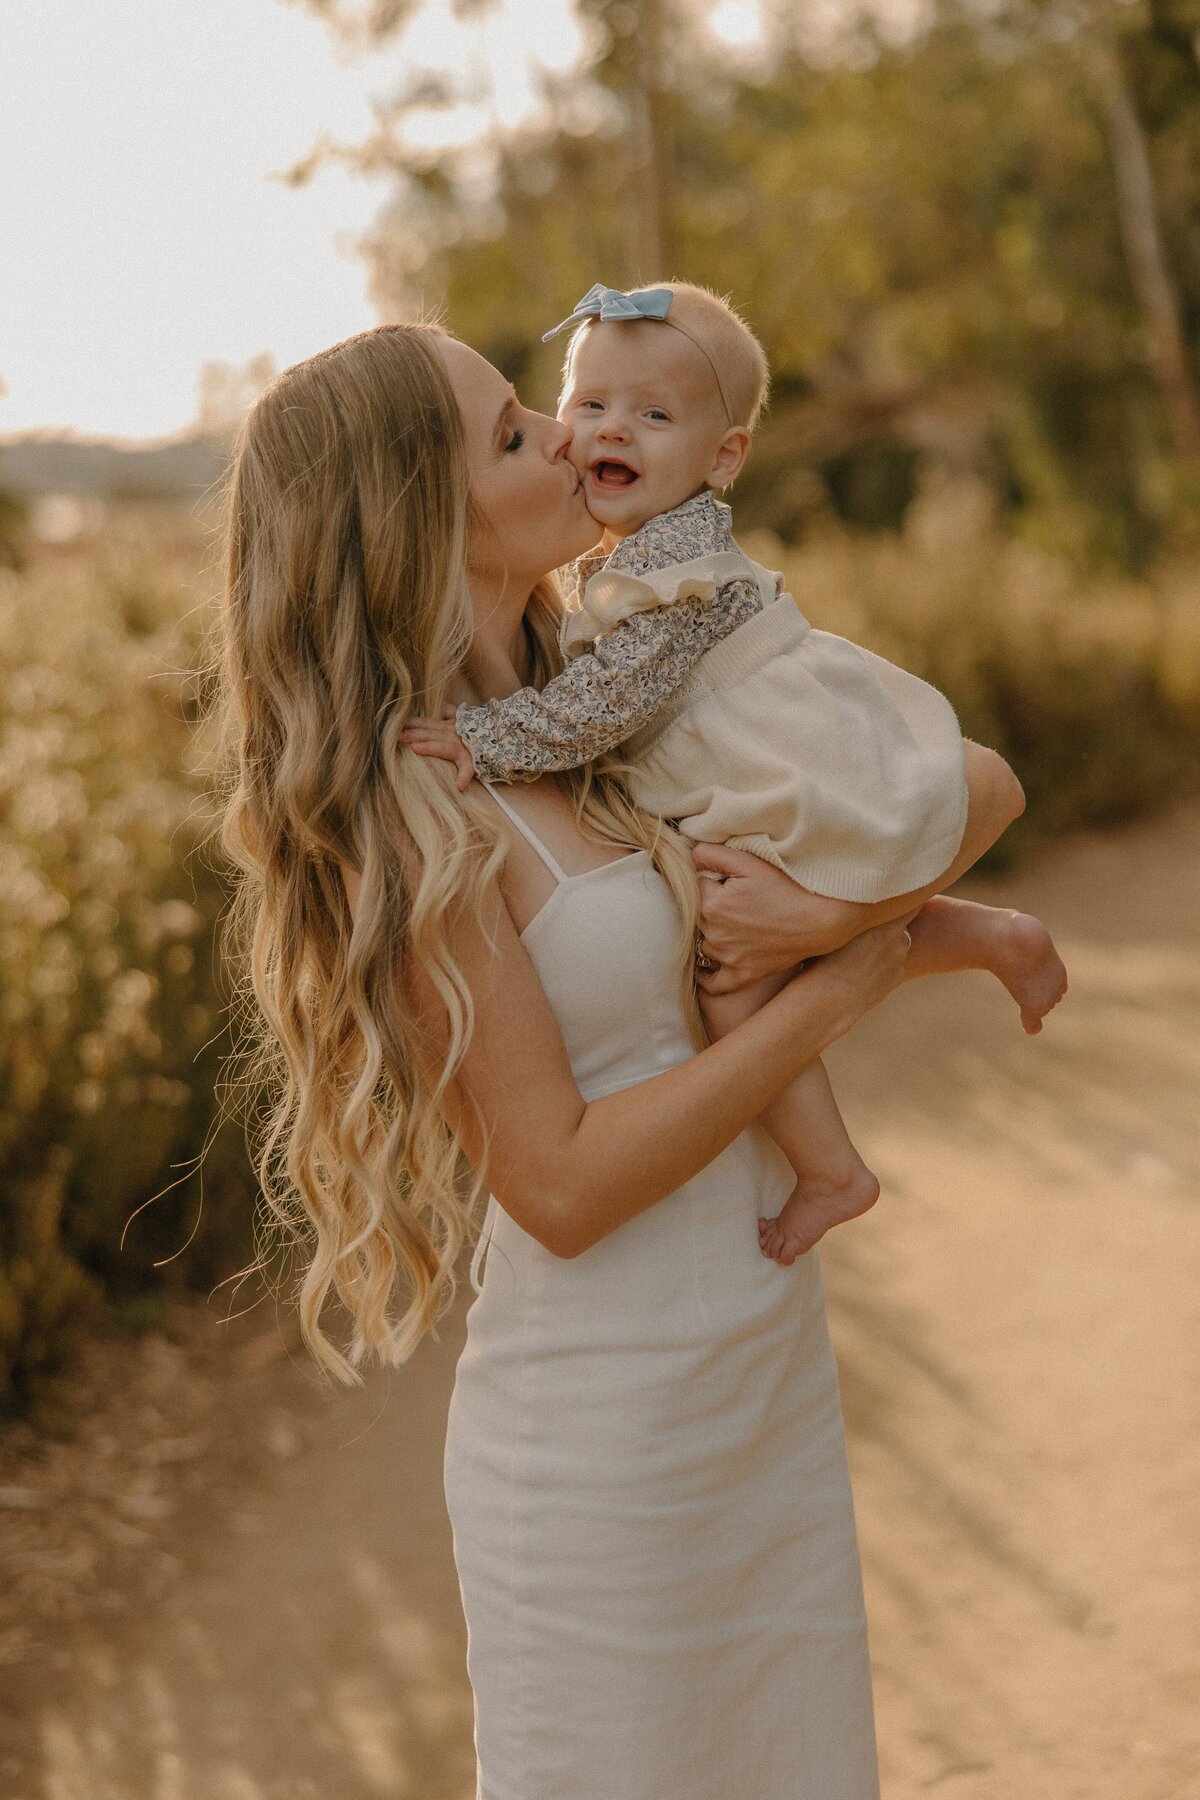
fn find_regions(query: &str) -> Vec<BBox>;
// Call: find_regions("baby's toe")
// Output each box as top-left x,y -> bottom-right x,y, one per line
760,1222 -> 784,1260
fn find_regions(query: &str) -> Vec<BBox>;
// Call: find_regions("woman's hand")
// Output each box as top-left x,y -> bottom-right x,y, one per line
692,843 -> 861,995
400,708 -> 477,792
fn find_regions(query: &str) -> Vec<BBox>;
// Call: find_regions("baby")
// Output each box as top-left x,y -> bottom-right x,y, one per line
404,281 -> 1068,1263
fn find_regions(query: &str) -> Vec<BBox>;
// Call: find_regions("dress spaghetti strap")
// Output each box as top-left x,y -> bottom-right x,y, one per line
481,781 -> 569,884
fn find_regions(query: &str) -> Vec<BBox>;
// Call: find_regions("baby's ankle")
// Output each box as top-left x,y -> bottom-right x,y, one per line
786,1162 -> 879,1211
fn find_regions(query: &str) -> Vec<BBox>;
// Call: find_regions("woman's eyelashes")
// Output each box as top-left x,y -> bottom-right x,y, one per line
503,426 -> 526,454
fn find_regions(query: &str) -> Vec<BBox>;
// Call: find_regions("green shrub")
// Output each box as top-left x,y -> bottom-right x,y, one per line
751,482 -> 1200,866
0,508 -> 255,1415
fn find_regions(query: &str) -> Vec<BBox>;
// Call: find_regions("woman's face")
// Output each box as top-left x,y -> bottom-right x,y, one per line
435,336 -> 596,602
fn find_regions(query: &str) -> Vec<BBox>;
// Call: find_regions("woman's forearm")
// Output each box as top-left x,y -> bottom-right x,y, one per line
532,960 -> 862,1257
429,857 -> 904,1262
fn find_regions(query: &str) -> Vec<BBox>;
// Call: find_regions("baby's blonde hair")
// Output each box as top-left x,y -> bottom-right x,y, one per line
561,280 -> 770,431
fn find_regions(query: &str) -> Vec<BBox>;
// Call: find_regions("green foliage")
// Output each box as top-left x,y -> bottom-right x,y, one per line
747,472 -> 1200,864
346,0 -> 1200,571
0,511 -> 256,1416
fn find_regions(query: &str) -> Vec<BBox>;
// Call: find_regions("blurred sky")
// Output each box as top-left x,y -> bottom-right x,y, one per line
0,0 -> 766,443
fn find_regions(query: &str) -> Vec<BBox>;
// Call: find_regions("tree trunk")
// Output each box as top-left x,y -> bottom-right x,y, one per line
626,0 -> 671,281
1095,46 -> 1200,461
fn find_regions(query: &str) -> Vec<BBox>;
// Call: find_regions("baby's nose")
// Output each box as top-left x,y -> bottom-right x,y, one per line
596,413 -> 630,439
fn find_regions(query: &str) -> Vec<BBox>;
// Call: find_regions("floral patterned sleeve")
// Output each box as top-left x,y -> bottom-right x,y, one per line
456,577 -> 761,783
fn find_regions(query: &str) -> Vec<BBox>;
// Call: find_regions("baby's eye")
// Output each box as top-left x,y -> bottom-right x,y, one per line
646,409 -> 671,422
576,399 -> 604,412
503,427 -> 526,454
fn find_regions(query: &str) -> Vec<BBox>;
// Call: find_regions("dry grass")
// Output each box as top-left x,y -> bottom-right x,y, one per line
0,505 -> 253,1416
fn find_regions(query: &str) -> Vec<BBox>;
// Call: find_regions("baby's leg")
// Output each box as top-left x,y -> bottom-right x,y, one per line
904,895 -> 1068,1034
702,983 -> 880,1266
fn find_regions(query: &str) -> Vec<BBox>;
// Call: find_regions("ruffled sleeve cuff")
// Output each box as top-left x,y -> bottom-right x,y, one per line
561,550 -> 769,659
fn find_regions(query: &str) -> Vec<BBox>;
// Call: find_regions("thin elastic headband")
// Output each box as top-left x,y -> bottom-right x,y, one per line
543,283 -> 737,427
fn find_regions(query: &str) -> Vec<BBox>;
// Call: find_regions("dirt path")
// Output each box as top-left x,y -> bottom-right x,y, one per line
5,803 -> 1198,1800
828,806 -> 1200,1799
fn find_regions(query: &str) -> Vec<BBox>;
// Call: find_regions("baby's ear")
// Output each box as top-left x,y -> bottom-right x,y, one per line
708,426 -> 751,491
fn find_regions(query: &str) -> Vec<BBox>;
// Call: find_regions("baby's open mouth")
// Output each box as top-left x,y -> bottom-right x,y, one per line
590,458 -> 640,490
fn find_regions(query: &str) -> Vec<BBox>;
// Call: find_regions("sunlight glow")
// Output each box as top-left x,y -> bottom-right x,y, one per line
396,0 -> 585,140
0,0 -> 399,441
709,1 -> 765,49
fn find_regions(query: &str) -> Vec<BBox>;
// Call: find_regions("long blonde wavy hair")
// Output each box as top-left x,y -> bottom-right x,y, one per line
210,323 -> 701,1384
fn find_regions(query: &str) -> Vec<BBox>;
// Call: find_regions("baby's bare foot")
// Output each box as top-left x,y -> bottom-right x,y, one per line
988,910 -> 1069,1035
758,1165 -> 880,1267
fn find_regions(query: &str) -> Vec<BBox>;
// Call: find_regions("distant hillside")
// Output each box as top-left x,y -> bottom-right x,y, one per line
0,433 -> 229,501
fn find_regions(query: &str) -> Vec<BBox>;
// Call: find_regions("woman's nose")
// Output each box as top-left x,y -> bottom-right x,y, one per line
547,416 -> 573,461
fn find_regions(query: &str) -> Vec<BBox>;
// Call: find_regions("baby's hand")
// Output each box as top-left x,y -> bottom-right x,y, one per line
401,709 -> 476,792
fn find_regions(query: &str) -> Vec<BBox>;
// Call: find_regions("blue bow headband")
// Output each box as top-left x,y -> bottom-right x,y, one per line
541,282 -> 735,425
541,282 -> 674,340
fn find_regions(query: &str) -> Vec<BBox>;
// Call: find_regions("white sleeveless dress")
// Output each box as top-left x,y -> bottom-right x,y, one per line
442,785 -> 880,1800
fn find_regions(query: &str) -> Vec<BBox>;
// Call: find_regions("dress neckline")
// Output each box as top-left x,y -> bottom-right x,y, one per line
482,780 -> 648,886
519,850 -> 652,943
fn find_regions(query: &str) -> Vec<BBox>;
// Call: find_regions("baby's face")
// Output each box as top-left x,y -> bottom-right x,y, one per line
559,320 -> 732,540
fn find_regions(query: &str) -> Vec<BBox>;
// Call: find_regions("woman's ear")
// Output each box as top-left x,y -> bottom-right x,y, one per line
708,426 -> 752,492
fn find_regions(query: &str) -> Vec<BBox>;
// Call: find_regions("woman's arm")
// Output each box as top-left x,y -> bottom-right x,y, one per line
403,880 -> 909,1260
694,740 -> 1025,993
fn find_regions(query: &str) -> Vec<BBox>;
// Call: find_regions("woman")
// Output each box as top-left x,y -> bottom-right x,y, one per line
213,323 -> 1023,1798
